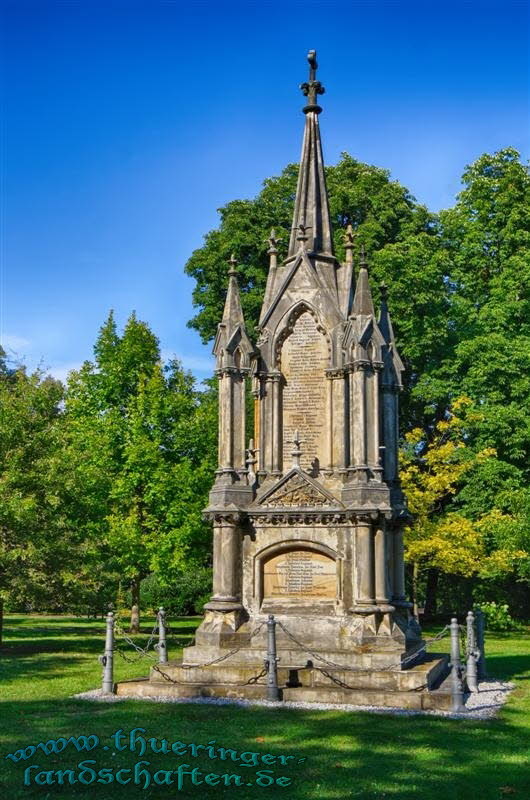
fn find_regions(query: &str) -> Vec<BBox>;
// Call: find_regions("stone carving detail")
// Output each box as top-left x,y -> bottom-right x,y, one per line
260,472 -> 330,507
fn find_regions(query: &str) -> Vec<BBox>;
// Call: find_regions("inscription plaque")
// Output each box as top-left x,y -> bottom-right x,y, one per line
263,550 -> 336,599
281,311 -> 328,471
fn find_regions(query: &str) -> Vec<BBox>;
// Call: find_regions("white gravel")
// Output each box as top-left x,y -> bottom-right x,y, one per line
72,680 -> 514,719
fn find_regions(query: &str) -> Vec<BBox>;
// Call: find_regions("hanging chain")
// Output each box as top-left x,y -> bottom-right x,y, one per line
165,621 -> 197,649
113,616 -> 159,662
151,621 -> 266,676
150,622 -> 267,686
245,665 -> 268,685
275,619 -> 449,674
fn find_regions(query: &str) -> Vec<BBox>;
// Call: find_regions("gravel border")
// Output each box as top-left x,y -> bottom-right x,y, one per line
72,680 -> 514,719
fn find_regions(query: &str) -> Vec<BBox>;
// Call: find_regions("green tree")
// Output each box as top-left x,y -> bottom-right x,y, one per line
0,350 -> 71,642
424,148 -> 530,473
65,314 -> 216,631
185,147 -> 530,615
400,397 -> 527,614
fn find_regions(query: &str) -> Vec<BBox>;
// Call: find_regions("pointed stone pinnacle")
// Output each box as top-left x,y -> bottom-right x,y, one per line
344,224 -> 356,265
288,52 -> 333,257
267,229 -> 280,254
352,246 -> 375,316
360,244 -> 368,269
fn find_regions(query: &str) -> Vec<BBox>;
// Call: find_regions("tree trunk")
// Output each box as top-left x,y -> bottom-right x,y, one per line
424,568 -> 439,619
129,577 -> 141,633
412,561 -> 420,619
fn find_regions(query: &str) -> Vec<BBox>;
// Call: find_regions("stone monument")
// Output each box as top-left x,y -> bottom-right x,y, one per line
117,52 -> 449,708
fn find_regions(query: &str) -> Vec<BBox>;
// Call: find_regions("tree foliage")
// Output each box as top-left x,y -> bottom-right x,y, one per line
185,147 -> 530,613
2,146 -> 529,624
63,313 -> 216,630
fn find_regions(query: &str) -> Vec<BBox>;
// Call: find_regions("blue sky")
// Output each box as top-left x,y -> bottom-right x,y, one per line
1,0 -> 529,384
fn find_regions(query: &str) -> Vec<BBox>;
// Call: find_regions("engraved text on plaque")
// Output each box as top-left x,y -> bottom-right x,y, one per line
281,311 -> 328,471
263,550 -> 336,599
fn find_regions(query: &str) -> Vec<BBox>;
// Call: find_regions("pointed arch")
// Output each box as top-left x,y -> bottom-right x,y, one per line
273,300 -> 331,368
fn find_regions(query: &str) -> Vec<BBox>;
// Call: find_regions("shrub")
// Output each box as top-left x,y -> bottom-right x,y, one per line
476,601 -> 519,631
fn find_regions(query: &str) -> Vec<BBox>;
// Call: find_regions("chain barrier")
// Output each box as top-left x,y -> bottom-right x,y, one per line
107,607 -> 484,711
148,621 -> 267,686
166,621 -> 197,649
274,619 -> 450,674
113,616 -> 160,664
111,609 -> 266,673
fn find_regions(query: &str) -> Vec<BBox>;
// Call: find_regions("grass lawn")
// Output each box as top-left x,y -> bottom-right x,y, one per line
1,614 -> 529,799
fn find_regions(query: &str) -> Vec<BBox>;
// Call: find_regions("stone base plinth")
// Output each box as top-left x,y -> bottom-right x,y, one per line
189,609 -> 418,660
115,654 -> 450,711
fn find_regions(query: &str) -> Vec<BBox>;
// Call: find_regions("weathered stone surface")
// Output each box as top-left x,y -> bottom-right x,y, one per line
119,53 -> 427,709
281,310 -> 329,473
115,655 -> 450,709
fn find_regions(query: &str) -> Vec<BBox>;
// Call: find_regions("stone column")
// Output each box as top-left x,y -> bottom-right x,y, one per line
235,375 -> 247,478
252,376 -> 263,474
218,370 -> 234,471
327,369 -> 346,474
348,366 -> 355,471
326,373 -> 333,473
374,521 -> 392,605
205,517 -> 242,611
382,385 -> 398,483
261,376 -> 274,474
352,516 -> 375,607
392,524 -> 407,604
351,364 -> 369,482
367,367 -> 383,482
271,373 -> 282,475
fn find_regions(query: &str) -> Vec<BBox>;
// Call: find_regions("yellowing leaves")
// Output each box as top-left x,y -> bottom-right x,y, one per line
401,396 -> 502,577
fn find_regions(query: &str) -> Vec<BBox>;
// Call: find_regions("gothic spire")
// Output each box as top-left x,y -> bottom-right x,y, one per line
259,231 -> 280,325
352,246 -> 375,316
213,255 -> 254,364
378,281 -> 404,388
287,51 -> 334,258
222,254 -> 245,328
378,282 -> 395,344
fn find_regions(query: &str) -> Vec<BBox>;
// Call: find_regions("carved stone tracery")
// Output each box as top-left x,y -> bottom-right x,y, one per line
260,473 -> 330,507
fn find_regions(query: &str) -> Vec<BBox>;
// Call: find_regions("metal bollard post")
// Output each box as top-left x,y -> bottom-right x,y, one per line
99,611 -> 115,694
449,616 -> 466,713
475,608 -> 487,680
157,607 -> 168,664
265,614 -> 281,701
466,610 -> 479,693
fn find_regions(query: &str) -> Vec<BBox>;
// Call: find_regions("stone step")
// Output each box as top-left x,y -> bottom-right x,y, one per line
115,676 -> 453,711
147,654 -> 447,692
181,644 -> 425,670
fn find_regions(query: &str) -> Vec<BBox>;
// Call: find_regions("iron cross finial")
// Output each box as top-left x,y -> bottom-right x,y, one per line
300,49 -> 325,111
308,50 -> 318,81
227,253 -> 238,276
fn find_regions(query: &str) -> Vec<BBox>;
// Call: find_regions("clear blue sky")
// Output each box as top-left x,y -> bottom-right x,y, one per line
1,0 -> 529,384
